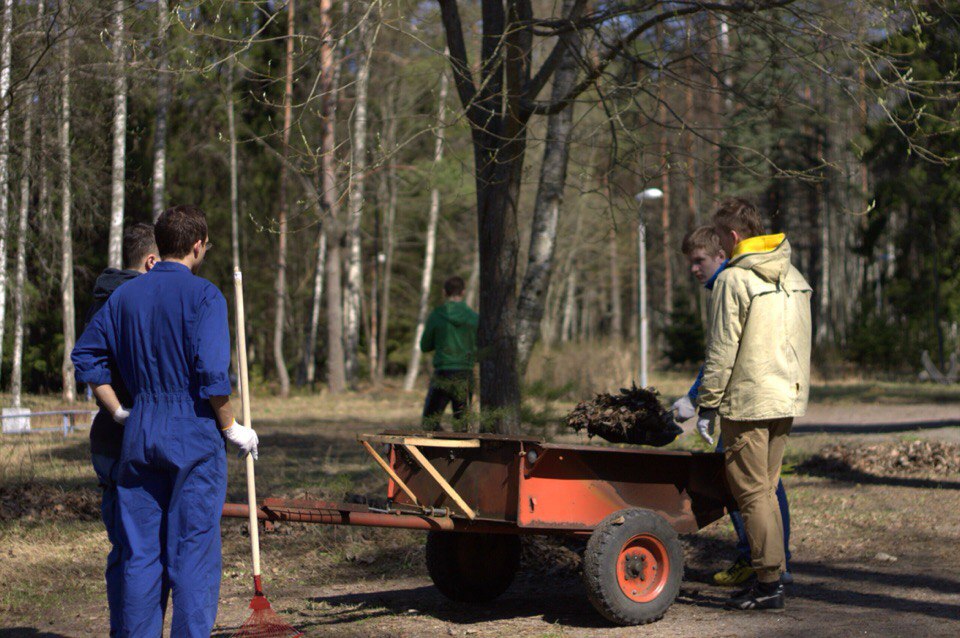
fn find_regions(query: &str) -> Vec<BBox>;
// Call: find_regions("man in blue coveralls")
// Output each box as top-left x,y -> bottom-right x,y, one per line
73,205 -> 259,637
84,223 -> 158,637
673,225 -> 793,586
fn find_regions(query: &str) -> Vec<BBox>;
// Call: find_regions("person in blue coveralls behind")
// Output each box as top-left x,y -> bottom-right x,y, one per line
83,223 -> 159,637
72,205 -> 259,638
673,225 -> 793,587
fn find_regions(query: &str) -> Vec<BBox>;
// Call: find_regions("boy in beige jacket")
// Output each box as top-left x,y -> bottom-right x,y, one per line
696,199 -> 812,610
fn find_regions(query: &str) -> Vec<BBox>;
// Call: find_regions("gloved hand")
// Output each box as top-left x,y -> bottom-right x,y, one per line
696,408 -> 717,446
112,406 -> 130,425
671,395 -> 696,421
223,421 -> 259,460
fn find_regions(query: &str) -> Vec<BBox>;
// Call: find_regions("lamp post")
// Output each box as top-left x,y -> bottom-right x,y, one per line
635,188 -> 663,388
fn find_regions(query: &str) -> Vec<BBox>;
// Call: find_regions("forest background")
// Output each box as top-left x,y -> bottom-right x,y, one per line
2,0 -> 958,432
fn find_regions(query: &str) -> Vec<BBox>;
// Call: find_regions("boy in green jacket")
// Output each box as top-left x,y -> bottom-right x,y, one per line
420,276 -> 479,431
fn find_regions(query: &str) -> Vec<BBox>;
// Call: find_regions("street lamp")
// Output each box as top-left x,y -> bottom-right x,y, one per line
635,188 -> 663,388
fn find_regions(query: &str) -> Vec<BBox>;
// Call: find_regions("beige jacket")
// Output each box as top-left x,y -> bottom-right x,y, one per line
698,234 -> 812,420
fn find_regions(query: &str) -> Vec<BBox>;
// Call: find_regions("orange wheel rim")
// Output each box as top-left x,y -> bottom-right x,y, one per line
615,534 -> 670,603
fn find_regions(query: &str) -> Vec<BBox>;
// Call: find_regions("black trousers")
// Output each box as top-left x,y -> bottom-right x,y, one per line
422,369 -> 473,432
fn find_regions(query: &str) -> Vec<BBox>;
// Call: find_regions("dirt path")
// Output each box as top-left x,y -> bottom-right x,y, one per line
2,399 -> 959,637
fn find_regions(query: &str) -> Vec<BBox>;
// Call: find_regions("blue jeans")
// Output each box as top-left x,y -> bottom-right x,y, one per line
715,439 -> 792,569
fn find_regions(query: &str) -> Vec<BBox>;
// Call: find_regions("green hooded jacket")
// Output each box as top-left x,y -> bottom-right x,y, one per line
420,301 -> 479,371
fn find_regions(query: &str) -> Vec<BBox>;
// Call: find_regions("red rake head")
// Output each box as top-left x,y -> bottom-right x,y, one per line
231,578 -> 303,638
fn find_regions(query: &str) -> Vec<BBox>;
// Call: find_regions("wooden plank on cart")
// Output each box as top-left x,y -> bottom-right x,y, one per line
405,444 -> 477,520
359,433 -> 481,448
359,439 -> 421,506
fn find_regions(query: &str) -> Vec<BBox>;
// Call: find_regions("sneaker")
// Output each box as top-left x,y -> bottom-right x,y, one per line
781,571 -> 794,585
713,556 -> 755,586
725,581 -> 785,611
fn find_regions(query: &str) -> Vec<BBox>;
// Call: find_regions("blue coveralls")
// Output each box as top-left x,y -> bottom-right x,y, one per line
689,260 -> 792,569
73,261 -> 232,638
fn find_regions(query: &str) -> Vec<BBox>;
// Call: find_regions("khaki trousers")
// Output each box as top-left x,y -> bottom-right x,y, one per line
721,417 -> 793,583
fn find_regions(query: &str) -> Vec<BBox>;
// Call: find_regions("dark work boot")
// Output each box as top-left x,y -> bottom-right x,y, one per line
725,580 -> 785,611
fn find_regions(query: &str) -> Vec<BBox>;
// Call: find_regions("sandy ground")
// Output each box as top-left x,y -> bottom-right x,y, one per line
1,398 -> 959,637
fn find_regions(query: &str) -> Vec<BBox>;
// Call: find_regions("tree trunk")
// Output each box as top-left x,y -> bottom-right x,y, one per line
464,248 -> 479,309
273,0 -> 295,397
227,55 -> 240,272
609,228 -> 622,338
0,0 -> 14,390
11,92 -> 33,407
302,227 -> 326,385
560,266 -> 577,343
375,96 -> 399,384
657,102 -> 673,317
151,0 -> 171,220
107,0 -> 127,269
403,68 -> 448,392
320,0 -> 345,393
60,2 -> 76,402
515,27 -> 578,375
343,10 -> 375,385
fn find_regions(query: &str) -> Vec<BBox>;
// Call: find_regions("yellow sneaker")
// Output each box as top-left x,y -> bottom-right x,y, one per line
713,557 -> 755,586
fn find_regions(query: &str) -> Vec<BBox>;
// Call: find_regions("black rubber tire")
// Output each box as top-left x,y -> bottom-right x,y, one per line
425,531 -> 521,603
582,508 -> 683,626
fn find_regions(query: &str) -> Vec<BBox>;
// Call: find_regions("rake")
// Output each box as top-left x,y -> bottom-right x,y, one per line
231,268 -> 302,638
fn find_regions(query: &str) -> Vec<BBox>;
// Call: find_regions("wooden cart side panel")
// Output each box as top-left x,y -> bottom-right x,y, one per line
516,447 -> 731,533
386,439 -> 523,522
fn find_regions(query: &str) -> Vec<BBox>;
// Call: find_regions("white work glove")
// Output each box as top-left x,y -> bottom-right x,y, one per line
696,408 -> 717,446
112,406 -> 130,426
671,395 -> 696,421
223,421 -> 259,460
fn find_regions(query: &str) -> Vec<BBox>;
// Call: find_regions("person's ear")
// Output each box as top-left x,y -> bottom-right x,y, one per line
193,239 -> 203,257
145,254 -> 158,271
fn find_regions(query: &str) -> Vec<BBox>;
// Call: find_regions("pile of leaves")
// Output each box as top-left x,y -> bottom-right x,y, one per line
0,482 -> 100,523
798,441 -> 960,477
566,384 -> 682,447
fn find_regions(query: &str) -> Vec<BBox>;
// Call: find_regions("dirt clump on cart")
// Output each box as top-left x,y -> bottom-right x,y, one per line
798,440 -> 960,477
566,384 -> 682,447
0,482 -> 100,523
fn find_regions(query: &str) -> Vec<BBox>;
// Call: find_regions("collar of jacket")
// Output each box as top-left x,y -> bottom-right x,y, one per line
731,233 -> 785,259
704,259 -> 729,291
153,261 -> 191,273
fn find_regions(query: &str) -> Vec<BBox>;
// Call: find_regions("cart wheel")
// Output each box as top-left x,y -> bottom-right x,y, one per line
583,508 -> 683,625
425,531 -> 520,603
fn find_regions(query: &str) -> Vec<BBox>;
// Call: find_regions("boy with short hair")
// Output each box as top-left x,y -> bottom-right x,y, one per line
85,223 -> 159,637
676,225 -> 794,590
73,205 -> 258,637
697,199 -> 812,610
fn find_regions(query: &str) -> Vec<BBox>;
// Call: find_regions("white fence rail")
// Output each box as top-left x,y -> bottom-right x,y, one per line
0,409 -> 97,437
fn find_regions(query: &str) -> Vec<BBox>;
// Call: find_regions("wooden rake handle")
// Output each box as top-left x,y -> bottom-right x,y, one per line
233,268 -> 261,579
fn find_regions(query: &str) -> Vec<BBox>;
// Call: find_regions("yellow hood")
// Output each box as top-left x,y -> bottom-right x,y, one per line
730,234 -> 791,285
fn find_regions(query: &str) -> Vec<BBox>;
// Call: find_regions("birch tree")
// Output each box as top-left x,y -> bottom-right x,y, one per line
107,0 -> 127,269
375,84 -> 399,384
11,93 -> 33,407
152,0 -> 171,220
343,4 -> 376,385
60,1 -> 76,402
515,11 -> 579,375
0,0 -> 14,390
273,0 -> 295,397
404,67 -> 448,391
301,226 -> 326,384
